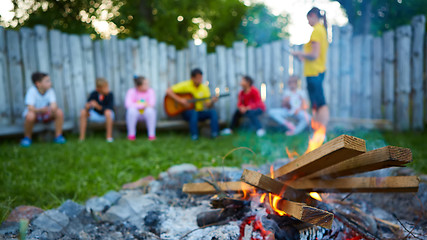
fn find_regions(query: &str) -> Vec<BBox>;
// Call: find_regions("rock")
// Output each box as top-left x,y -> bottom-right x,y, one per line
166,163 -> 197,176
121,193 -> 164,215
148,181 -> 162,194
4,205 -> 44,223
58,200 -> 84,218
62,218 -> 84,238
103,203 -> 136,222
0,221 -> 19,235
103,191 -> 122,205
85,196 -> 110,213
122,176 -> 155,189
32,209 -> 69,233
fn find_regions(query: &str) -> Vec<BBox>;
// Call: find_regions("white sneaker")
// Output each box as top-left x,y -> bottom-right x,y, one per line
256,129 -> 266,137
220,128 -> 233,136
106,138 -> 114,143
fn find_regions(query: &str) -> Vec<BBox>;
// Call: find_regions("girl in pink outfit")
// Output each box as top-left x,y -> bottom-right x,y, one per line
125,76 -> 157,140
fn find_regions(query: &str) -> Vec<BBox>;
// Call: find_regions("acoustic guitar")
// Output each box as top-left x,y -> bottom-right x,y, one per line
164,93 -> 230,117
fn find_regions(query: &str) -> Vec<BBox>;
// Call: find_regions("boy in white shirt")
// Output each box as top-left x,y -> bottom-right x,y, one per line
20,72 -> 66,147
268,75 -> 310,136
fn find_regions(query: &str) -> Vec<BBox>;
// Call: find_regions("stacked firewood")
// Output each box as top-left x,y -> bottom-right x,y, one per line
182,135 -> 419,230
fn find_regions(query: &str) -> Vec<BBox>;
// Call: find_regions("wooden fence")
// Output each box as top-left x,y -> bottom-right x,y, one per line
0,15 -> 425,132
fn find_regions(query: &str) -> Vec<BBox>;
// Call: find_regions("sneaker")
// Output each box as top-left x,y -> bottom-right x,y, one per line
54,135 -> 66,144
256,129 -> 266,137
148,136 -> 156,141
220,128 -> 233,136
128,135 -> 136,141
191,135 -> 199,141
20,137 -> 32,147
106,138 -> 114,143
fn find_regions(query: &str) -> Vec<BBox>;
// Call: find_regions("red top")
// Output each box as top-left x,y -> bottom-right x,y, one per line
237,86 -> 265,111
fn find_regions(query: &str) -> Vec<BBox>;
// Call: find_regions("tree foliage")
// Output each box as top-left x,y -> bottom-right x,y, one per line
334,0 -> 427,35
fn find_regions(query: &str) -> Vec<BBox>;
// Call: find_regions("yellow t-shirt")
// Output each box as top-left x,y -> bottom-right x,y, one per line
303,23 -> 328,77
171,80 -> 211,111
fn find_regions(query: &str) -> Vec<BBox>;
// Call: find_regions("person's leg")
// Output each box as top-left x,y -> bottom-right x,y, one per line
268,108 -> 289,126
24,111 -> 36,139
79,109 -> 89,140
202,109 -> 218,137
293,111 -> 310,135
230,110 -> 242,130
143,107 -> 157,138
317,105 -> 329,127
104,109 -> 114,140
245,109 -> 263,130
53,108 -> 64,137
126,108 -> 140,139
182,109 -> 198,138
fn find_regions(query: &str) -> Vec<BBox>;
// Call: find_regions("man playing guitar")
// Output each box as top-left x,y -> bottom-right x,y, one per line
165,68 -> 219,140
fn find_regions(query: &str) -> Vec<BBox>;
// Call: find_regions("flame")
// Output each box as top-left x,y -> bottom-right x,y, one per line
309,192 -> 323,201
260,193 -> 267,203
285,147 -> 300,161
305,120 -> 326,154
271,195 -> 286,216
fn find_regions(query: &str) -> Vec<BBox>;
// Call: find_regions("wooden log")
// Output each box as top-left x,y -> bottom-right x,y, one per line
0,27 -> 11,125
382,31 -> 395,123
182,181 -> 254,194
241,169 -> 286,195
329,26 -> 340,118
411,15 -> 425,130
395,25 -> 412,131
339,25 -> 352,118
49,29 -> 65,111
20,27 -> 37,91
289,176 -> 419,193
6,30 -> 25,123
351,36 -> 362,118
276,199 -> 334,229
303,146 -> 412,179
34,25 -> 50,73
361,35 -> 373,119
372,37 -> 383,119
274,135 -> 366,180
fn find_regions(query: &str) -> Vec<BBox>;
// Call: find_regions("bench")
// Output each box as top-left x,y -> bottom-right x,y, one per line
0,121 -> 75,138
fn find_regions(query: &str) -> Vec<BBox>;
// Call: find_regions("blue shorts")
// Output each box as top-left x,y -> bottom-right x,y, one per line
89,109 -> 115,123
306,72 -> 326,110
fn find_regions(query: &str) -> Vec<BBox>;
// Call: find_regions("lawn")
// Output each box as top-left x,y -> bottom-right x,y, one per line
1,129 -> 426,223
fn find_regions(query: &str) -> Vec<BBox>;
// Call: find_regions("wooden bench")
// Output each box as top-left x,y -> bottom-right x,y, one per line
0,121 -> 75,138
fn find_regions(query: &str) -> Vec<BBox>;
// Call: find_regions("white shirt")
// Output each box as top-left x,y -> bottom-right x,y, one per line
22,86 -> 56,117
283,89 -> 306,114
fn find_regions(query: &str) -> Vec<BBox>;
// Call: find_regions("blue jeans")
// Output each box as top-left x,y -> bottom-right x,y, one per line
306,72 -> 326,110
182,109 -> 219,137
230,108 -> 263,131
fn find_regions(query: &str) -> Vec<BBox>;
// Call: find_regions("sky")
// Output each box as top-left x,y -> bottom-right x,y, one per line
0,0 -> 347,45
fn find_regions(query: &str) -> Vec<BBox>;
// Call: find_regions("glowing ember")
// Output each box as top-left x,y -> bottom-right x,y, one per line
305,120 -> 326,154
309,192 -> 322,201
239,215 -> 272,240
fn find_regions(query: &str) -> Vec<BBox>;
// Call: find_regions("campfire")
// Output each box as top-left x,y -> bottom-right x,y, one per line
183,131 -> 419,239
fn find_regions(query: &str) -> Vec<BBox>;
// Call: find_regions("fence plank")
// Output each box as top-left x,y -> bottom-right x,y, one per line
124,39 -> 135,93
411,15 -> 425,130
158,42 -> 168,119
396,25 -> 412,131
101,39 -> 112,86
271,40 -> 282,108
20,27 -> 37,91
176,50 -> 186,82
68,34 -> 86,120
6,30 -> 25,123
61,33 -> 76,121
383,31 -> 395,123
263,44 -> 272,109
254,47 -> 264,90
226,48 -> 237,121
247,46 -> 255,79
339,25 -> 352,118
93,40 -> 105,78
130,39 -> 141,76
207,53 -> 217,94
117,40 -> 127,109
0,27 -> 11,125
372,37 -> 383,119
281,39 -> 290,92
351,36 -> 362,118
138,36 -> 150,78
34,25 -> 50,73
167,45 -> 177,85
361,35 -> 373,119
81,35 -> 96,96
149,39 -> 160,117
216,46 -> 228,121
49,29 -> 65,111
233,41 -> 247,77
330,26 -> 340,118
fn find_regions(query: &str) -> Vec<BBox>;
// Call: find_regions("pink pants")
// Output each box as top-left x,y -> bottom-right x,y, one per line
126,107 -> 156,138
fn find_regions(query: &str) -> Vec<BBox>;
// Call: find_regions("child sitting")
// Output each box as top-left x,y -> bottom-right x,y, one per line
79,78 -> 115,142
268,75 -> 310,136
125,76 -> 156,141
20,72 -> 66,147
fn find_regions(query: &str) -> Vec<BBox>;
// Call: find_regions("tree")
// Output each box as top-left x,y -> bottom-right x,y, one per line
334,0 -> 427,35
238,3 -> 290,46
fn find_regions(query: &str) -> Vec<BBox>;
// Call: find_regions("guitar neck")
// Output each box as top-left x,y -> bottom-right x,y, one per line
188,94 -> 229,103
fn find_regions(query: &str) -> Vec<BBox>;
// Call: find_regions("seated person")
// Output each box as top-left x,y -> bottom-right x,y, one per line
20,72 -> 66,147
223,76 -> 266,137
268,75 -> 310,136
166,68 -> 218,140
125,76 -> 156,141
79,78 -> 114,142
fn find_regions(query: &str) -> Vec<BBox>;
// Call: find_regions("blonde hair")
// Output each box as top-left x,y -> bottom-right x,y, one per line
96,78 -> 108,88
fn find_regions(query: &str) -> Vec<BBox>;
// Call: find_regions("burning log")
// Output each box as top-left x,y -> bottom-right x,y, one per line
197,197 -> 251,227
288,176 -> 420,193
302,146 -> 412,179
182,181 -> 254,194
241,169 -> 288,196
274,135 -> 366,180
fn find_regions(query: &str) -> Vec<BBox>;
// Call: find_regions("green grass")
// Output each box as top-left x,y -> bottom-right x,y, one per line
1,129 -> 426,224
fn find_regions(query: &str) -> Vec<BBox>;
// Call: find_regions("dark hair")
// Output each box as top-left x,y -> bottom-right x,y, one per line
307,7 -> 327,30
31,72 -> 48,84
134,76 -> 146,86
191,68 -> 203,77
242,75 -> 254,86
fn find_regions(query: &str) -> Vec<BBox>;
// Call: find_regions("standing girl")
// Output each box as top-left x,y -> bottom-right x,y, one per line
292,7 -> 329,128
125,76 -> 157,141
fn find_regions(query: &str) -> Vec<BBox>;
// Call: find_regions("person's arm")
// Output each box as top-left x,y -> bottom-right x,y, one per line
166,87 -> 189,107
147,89 -> 156,107
125,89 -> 139,109
25,89 -> 48,113
247,89 -> 263,110
105,93 -> 114,111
